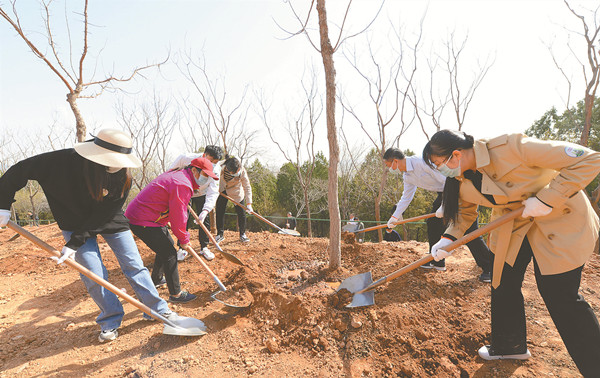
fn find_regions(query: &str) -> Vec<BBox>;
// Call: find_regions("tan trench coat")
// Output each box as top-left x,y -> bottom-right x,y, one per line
445,134 -> 600,288
219,167 -> 253,205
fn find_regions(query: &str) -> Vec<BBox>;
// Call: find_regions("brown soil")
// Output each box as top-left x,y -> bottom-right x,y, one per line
1,224 -> 598,377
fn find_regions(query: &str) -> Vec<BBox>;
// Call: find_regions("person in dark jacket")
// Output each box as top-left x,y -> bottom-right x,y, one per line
0,129 -> 177,343
383,229 -> 402,242
285,212 -> 297,230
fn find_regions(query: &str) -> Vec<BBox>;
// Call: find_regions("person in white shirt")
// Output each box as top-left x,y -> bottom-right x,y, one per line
384,147 -> 492,282
167,145 -> 223,261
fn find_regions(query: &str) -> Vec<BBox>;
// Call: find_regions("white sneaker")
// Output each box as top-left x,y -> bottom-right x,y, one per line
199,247 -> 215,261
478,345 -> 531,360
176,249 -> 189,261
98,328 -> 118,342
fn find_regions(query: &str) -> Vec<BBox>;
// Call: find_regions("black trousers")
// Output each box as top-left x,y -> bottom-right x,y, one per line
129,224 -> 180,296
426,192 -> 493,272
190,195 -> 210,249
215,190 -> 246,236
491,237 -> 600,377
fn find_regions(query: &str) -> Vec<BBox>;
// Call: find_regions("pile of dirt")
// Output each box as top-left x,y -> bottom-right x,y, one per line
1,224 -> 598,377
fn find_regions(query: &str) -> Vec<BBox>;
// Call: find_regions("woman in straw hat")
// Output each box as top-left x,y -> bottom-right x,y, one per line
125,157 -> 218,303
0,129 -> 177,343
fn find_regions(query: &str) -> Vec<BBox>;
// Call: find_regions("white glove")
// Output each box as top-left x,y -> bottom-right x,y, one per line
435,205 -> 444,218
0,209 -> 10,227
387,215 -> 401,229
431,237 -> 453,261
197,209 -> 209,223
51,246 -> 77,264
246,204 -> 254,214
521,197 -> 552,218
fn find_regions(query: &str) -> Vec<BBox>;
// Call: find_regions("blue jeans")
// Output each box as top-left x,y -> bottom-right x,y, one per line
62,230 -> 170,331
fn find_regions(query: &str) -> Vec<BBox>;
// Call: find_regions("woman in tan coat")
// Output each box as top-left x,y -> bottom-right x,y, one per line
214,156 -> 253,243
422,130 -> 600,376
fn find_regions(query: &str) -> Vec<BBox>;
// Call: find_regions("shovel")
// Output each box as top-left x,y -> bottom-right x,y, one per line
186,207 -> 252,308
6,220 -> 206,336
337,207 -> 524,308
219,193 -> 301,236
356,213 -> 436,233
187,205 -> 247,267
7,221 -> 58,242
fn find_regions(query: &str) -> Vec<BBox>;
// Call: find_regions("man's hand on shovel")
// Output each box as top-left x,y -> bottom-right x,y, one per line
194,210 -> 209,224
431,237 -> 453,261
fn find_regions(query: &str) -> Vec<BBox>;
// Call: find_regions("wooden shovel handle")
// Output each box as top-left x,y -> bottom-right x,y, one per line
186,245 -> 227,292
357,207 -> 524,294
219,192 -> 285,233
188,206 -> 223,252
6,220 -> 163,322
357,213 -> 436,233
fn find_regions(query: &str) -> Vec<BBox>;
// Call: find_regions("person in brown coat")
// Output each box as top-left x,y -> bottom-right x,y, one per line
422,130 -> 600,376
215,157 -> 253,243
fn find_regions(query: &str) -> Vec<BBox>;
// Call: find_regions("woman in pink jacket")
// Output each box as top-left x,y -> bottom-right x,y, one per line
125,157 -> 218,303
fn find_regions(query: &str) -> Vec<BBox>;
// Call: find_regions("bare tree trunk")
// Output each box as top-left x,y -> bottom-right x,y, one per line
375,174 -> 387,242
67,92 -> 87,142
581,94 -> 594,146
317,0 -> 341,269
27,183 -> 38,226
304,189 -> 313,237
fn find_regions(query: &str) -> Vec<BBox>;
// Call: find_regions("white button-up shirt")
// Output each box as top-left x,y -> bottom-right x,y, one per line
391,156 -> 446,218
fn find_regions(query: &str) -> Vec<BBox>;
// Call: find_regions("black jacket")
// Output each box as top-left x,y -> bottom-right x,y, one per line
0,149 -> 130,249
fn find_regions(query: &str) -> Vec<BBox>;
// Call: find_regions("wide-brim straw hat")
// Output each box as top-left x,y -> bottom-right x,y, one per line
74,129 -> 142,168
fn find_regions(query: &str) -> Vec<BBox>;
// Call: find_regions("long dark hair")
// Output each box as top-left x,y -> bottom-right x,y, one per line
422,130 -> 474,225
82,159 -> 132,201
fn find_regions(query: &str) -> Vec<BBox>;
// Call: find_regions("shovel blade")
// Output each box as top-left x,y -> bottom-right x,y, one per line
162,316 -> 207,336
278,229 -> 301,236
346,291 -> 375,308
211,290 -> 253,309
337,272 -> 373,294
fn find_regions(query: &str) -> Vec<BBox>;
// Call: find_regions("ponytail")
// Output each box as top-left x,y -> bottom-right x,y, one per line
441,178 -> 460,225
422,130 -> 474,224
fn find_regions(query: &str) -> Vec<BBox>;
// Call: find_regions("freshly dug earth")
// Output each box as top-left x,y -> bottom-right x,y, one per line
0,224 -> 598,377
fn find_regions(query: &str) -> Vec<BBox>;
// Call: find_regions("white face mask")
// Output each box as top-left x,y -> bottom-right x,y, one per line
387,160 -> 400,173
106,167 -> 122,174
194,173 -> 209,186
437,155 -> 461,178
231,168 -> 242,177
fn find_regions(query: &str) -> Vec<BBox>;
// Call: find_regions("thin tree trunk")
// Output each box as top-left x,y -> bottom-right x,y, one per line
375,169 -> 388,242
303,190 -> 313,237
27,183 -> 37,226
581,94 -> 593,146
317,0 -> 341,269
67,91 -> 87,142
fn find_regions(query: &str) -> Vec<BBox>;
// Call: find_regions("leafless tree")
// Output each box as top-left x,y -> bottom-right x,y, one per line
548,1 -> 600,147
115,93 -> 177,190
177,51 -> 259,163
412,31 -> 492,138
0,0 -> 166,142
339,18 -> 422,241
259,69 -> 323,237
280,0 -> 383,269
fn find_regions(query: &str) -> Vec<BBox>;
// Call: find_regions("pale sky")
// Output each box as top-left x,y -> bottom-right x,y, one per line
0,0 -> 596,166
